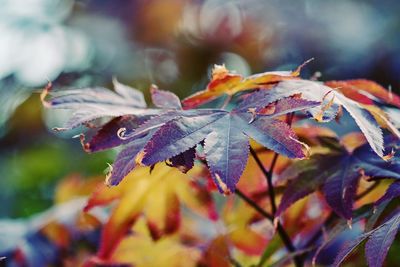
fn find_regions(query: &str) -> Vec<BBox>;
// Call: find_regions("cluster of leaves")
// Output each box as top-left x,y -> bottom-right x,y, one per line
40,62 -> 400,266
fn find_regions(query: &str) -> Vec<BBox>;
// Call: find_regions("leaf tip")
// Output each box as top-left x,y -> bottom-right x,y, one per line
214,173 -> 232,195
315,91 -> 335,122
104,163 -> 114,187
382,149 -> 395,161
40,81 -> 53,108
292,58 -> 315,76
289,136 -> 311,159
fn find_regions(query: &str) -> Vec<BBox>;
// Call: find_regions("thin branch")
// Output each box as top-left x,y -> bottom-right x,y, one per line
235,189 -> 273,221
356,180 -> 380,200
235,189 -> 302,267
250,147 -> 278,215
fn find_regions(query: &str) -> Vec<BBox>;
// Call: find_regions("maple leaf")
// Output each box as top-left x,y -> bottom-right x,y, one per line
181,60 -> 312,108
132,94 -> 319,193
80,115 -> 151,153
325,79 -> 400,108
84,164 -> 217,263
333,209 -> 400,267
268,79 -> 388,157
42,78 -> 319,191
41,79 -> 157,130
324,79 -> 400,139
277,135 -> 400,219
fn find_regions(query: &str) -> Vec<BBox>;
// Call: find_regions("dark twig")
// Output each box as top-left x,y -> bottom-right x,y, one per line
235,189 -> 273,221
235,189 -> 302,267
229,256 -> 243,267
356,180 -> 380,200
250,147 -> 278,215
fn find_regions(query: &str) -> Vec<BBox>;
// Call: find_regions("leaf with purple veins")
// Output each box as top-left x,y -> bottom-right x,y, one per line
333,233 -> 370,267
240,114 -> 305,159
204,114 -> 250,193
270,80 -> 384,157
276,157 -> 331,216
333,210 -> 400,267
137,92 -> 316,192
83,115 -> 150,152
277,136 -> 400,219
107,132 -> 154,186
365,211 -> 400,267
322,158 -> 360,219
141,112 -> 227,166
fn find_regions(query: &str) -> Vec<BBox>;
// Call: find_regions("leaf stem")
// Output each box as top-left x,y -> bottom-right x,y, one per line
235,189 -> 274,221
245,112 -> 302,266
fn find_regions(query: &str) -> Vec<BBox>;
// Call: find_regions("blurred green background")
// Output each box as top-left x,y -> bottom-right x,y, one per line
1,0 -> 400,219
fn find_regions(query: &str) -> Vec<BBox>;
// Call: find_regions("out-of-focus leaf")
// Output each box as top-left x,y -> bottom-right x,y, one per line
325,79 -> 400,108
0,198 -> 104,267
108,231 -> 201,267
84,164 -> 216,263
54,174 -> 101,203
201,236 -> 231,267
334,210 -> 400,267
222,199 -> 271,256
277,135 -> 400,219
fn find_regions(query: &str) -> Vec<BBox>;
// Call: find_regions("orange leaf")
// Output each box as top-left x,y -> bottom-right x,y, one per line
325,79 -> 400,108
182,62 -> 308,108
85,164 -> 216,263
202,236 -> 231,267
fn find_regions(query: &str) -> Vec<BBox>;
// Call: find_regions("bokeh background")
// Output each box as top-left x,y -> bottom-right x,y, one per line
0,0 -> 399,233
